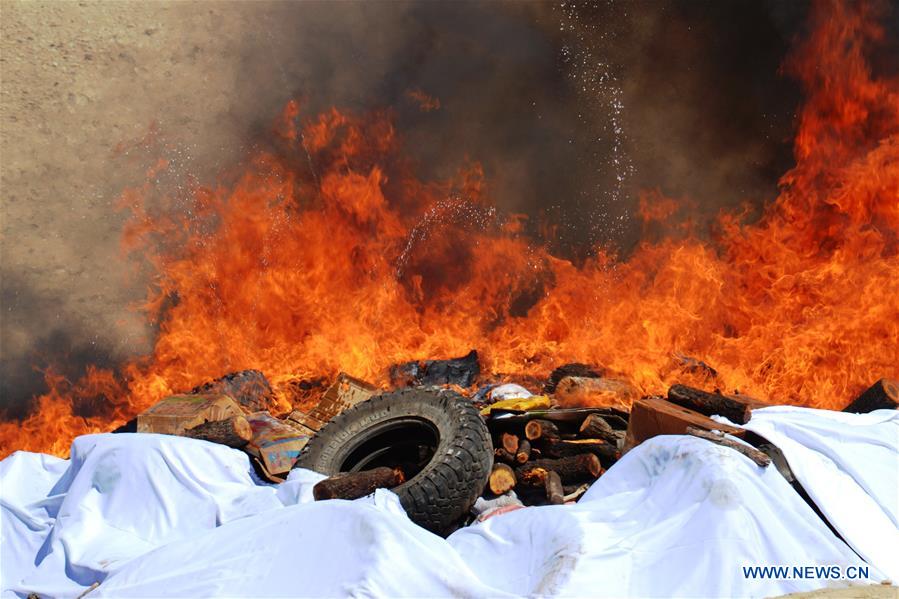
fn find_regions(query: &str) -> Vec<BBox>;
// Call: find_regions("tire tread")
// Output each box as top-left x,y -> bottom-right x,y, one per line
295,388 -> 492,535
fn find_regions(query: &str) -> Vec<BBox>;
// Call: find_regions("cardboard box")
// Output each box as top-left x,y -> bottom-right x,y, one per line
136,394 -> 243,436
300,372 -> 377,431
245,412 -> 313,475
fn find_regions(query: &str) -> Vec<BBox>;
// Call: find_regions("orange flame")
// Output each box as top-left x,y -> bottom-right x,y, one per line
1,0 -> 897,458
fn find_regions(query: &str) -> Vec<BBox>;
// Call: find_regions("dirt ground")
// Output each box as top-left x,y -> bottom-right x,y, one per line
777,584 -> 898,599
0,1 -> 301,406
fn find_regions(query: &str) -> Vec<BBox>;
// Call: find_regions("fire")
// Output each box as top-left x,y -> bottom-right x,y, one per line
1,0 -> 897,458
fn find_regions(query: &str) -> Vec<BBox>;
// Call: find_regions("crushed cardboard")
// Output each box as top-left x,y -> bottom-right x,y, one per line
287,372 -> 377,432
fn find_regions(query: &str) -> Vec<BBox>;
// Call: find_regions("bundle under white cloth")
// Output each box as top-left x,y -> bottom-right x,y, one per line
1,406 -> 895,598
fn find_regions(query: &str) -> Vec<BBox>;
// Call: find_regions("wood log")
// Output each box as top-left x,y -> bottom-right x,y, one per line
541,438 -> 619,462
182,415 -> 252,448
515,439 -> 531,464
668,384 -> 766,424
501,432 -> 520,454
313,467 -> 405,501
608,430 -> 626,447
525,419 -> 560,442
578,413 -> 619,443
685,426 -> 770,467
494,447 -> 517,464
544,470 -> 564,505
488,463 -> 517,495
516,454 -> 601,487
843,379 -> 899,413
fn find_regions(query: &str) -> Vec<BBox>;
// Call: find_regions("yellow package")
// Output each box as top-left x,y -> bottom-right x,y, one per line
481,395 -> 551,416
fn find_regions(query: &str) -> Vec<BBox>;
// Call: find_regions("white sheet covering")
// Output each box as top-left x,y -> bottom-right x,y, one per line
0,407 -> 893,598
743,406 -> 899,581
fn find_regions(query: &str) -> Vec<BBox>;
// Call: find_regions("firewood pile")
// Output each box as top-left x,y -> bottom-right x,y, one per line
481,406 -> 625,506
125,351 -> 897,518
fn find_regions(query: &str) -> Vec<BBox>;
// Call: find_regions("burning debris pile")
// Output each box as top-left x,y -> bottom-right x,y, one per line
129,348 -> 895,535
0,0 -> 897,463
1,0 -> 898,595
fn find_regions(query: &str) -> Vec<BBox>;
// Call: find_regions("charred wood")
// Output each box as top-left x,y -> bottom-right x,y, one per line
190,370 -> 277,413
843,379 -> 899,413
667,384 -> 767,424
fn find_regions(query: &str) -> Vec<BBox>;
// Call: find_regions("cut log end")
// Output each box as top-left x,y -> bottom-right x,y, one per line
525,419 -> 560,442
489,463 -> 517,495
501,432 -> 520,454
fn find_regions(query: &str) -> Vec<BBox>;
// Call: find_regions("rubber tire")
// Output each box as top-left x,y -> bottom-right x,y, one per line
295,388 -> 493,536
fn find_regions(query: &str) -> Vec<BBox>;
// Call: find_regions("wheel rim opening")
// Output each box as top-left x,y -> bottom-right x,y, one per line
339,417 -> 440,480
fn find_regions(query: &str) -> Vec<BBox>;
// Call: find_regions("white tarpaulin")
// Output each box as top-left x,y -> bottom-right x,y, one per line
1,407 -> 894,598
742,406 -> 899,581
